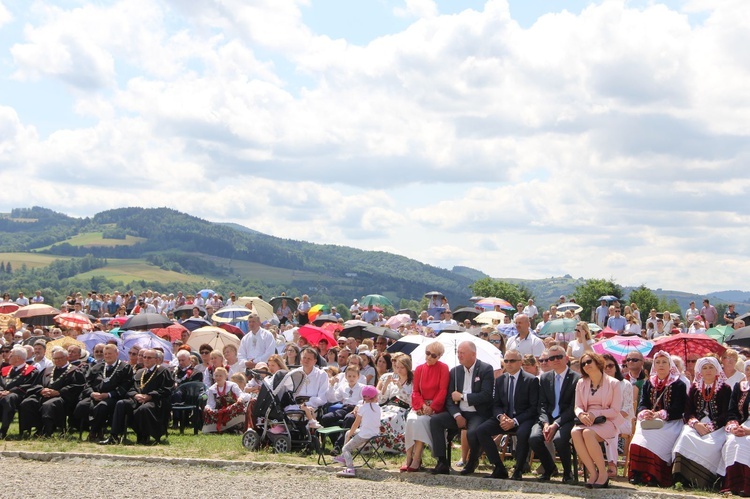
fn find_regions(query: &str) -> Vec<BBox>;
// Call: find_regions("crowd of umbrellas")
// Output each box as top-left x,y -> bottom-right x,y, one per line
0,292 -> 744,369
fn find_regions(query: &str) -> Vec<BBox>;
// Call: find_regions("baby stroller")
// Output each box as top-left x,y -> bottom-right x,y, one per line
241,369 -> 316,454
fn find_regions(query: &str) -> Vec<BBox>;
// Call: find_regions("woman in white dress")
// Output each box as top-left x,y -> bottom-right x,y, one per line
628,351 -> 688,486
720,360 -> 750,495
672,356 -> 732,489
378,354 -> 413,454
566,322 -> 594,360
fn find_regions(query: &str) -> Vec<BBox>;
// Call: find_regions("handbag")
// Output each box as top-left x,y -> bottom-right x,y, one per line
574,415 -> 606,425
641,418 -> 664,430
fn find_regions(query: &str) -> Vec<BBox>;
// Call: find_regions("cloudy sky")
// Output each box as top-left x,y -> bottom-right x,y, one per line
0,0 -> 748,293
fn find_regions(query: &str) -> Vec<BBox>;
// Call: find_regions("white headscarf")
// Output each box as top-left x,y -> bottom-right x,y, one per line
649,351 -> 680,389
693,356 -> 727,393
740,360 -> 750,392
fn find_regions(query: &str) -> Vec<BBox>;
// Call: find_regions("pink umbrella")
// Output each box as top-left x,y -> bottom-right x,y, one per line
54,312 -> 93,331
385,314 -> 412,329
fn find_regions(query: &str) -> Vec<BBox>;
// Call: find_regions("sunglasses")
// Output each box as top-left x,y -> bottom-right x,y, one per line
538,358 -> 550,364
686,360 -> 697,365
605,363 -> 616,369
625,358 -> 642,363
581,359 -> 594,367
547,354 -> 564,362
489,339 -> 501,345
200,351 -> 211,355
426,352 -> 439,359
505,359 -> 521,363
480,333 -> 489,338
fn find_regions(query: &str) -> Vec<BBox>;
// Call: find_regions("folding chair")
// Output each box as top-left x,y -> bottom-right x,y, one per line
316,426 -> 346,466
351,434 -> 388,469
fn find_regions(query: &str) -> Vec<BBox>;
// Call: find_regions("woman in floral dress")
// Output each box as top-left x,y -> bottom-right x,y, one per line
378,354 -> 413,453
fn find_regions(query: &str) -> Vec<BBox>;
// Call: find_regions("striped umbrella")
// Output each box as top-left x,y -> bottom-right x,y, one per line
593,335 -> 653,363
475,297 -> 515,311
649,333 -> 725,362
212,305 -> 252,324
54,312 -> 93,331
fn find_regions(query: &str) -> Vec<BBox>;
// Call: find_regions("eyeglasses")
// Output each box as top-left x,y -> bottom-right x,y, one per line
605,363 -> 616,369
425,352 -> 439,359
505,359 -> 521,363
625,358 -> 642,363
128,352 -> 138,356
686,359 -> 698,365
143,355 -> 156,359
581,359 -> 595,367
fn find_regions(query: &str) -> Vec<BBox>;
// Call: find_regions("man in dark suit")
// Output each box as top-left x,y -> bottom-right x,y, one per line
429,341 -> 494,475
100,348 -> 173,445
0,346 -> 39,439
18,346 -> 85,437
475,349 -> 540,480
529,345 -> 581,484
74,343 -> 133,441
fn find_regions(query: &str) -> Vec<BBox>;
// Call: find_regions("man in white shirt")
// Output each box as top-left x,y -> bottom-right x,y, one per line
284,347 -> 329,427
535,310 -> 552,334
31,291 -> 44,304
32,340 -> 53,371
506,314 -> 544,358
685,301 -> 700,325
15,292 -> 29,307
440,310 -> 458,326
595,300 -> 609,328
522,299 -> 538,324
349,299 -> 360,315
238,313 -> 276,369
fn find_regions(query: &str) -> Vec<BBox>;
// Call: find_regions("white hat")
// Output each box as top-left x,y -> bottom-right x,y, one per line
353,298 -> 358,303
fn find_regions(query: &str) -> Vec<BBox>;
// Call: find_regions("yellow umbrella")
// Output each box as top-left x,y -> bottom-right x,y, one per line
474,311 -> 506,324
45,336 -> 86,360
233,297 -> 274,322
187,326 -> 241,352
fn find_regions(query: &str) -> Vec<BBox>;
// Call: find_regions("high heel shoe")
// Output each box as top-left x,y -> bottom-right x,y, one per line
592,478 -> 610,489
407,458 -> 423,472
399,464 -> 410,472
584,472 -> 598,489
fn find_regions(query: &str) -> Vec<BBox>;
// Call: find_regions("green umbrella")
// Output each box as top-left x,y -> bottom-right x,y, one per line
706,324 -> 734,344
539,318 -> 578,337
360,294 -> 393,308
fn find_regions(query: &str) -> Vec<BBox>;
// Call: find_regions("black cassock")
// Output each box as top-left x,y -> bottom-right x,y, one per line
73,360 -> 133,435
110,365 -> 173,441
19,363 -> 85,435
0,363 -> 39,435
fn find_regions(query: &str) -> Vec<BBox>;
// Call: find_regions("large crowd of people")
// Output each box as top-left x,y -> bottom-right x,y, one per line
1,289 -> 750,493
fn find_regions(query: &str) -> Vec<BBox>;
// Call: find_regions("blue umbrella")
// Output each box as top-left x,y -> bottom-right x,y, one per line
77,332 -> 121,352
119,331 -> 172,362
597,295 -> 619,302
496,324 -> 518,337
197,289 -> 216,299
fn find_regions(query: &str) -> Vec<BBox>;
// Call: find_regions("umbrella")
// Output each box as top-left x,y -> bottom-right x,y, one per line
360,294 -> 393,308
594,326 -> 617,340
312,314 -> 339,326
108,316 -> 130,327
452,307 -> 480,323
212,305 -> 252,324
734,312 -> 750,326
299,324 -> 337,347
396,309 -> 418,320
122,313 -> 172,330
268,296 -> 293,313
196,289 -> 216,299
366,325 -> 402,341
54,313 -> 93,331
182,317 -> 213,331
218,323 -> 245,339
233,297 -> 275,322
387,335 -> 428,355
469,296 -> 484,302
433,324 -> 467,334
424,291 -> 444,298
152,322 -> 189,342
174,304 -> 205,319
592,336 -> 653,363
186,326 -> 241,352
497,324 -> 518,337
557,302 -> 583,314
588,323 -> 603,332
475,298 -> 515,311
120,331 -> 173,361
597,295 -> 619,302
385,314 -> 412,329
648,333 -> 726,362
0,303 -> 19,314
727,326 -> 750,348
411,332 -> 503,370
44,336 -> 86,359
474,311 -> 506,324
307,304 -> 329,323
14,304 -> 61,326
76,332 -> 122,353
321,322 -> 343,335
538,318 -> 578,338
539,319 -> 578,337
706,325 -> 735,344
341,320 -> 374,340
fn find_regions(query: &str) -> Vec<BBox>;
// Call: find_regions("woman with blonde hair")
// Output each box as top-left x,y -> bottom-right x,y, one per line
566,322 -> 594,360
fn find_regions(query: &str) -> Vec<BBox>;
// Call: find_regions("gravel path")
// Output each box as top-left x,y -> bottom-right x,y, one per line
0,454 -> 686,499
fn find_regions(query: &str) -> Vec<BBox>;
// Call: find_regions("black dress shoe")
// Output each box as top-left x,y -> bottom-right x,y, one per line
592,478 -> 609,489
629,471 -> 642,485
486,464 -> 509,479
537,474 -> 551,482
562,475 -> 577,485
459,461 -> 478,476
432,461 -> 451,475
510,473 -> 523,481
98,435 -> 121,445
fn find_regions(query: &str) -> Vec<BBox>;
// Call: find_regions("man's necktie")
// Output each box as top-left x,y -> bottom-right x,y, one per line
508,375 -> 515,417
552,374 -> 562,419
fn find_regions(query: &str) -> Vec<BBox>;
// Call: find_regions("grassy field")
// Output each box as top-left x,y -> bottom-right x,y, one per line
76,259 -> 204,284
212,257 -> 342,285
0,252 -> 63,269
33,232 -> 147,250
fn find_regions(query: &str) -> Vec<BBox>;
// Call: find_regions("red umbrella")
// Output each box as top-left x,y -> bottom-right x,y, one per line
322,322 -> 342,335
594,326 -> 618,340
219,323 -> 245,339
152,322 -> 189,342
54,312 -> 93,331
109,316 -> 130,327
648,333 -> 726,362
0,303 -> 19,314
299,324 -> 337,347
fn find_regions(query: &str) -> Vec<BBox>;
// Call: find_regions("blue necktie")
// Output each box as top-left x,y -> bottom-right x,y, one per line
508,375 -> 515,417
552,374 -> 562,419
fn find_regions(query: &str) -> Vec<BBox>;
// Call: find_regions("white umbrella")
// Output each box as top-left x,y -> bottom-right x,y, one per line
474,311 -> 506,324
557,302 -> 583,314
411,332 -> 504,370
186,326 -> 241,351
233,297 -> 274,322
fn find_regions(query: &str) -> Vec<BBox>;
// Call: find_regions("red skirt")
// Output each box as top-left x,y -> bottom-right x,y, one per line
628,443 -> 673,487
723,463 -> 750,495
